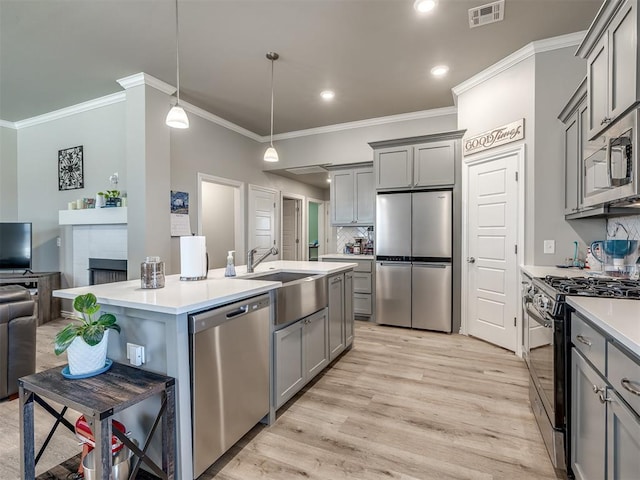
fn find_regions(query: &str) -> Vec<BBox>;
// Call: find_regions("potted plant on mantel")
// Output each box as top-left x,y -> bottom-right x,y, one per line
54,293 -> 120,376
98,190 -> 121,208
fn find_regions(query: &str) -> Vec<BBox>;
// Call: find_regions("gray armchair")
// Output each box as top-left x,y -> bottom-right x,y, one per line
0,285 -> 36,399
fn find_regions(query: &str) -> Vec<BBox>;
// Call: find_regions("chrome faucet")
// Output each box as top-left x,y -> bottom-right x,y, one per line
246,246 -> 279,273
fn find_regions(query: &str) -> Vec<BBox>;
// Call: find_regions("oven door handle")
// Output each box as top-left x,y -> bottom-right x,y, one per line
526,305 -> 553,328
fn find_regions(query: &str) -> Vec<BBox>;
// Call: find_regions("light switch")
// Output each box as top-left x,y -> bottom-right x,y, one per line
126,343 -> 145,366
543,240 -> 555,254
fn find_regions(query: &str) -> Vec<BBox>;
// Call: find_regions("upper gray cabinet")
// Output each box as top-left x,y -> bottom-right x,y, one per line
370,132 -> 464,191
559,79 -> 587,216
330,165 -> 374,226
374,146 -> 412,189
578,0 -> 639,140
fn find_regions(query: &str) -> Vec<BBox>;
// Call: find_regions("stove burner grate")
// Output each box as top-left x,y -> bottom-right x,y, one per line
542,275 -> 640,299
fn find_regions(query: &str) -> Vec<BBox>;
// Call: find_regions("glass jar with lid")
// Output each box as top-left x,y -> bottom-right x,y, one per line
141,256 -> 165,289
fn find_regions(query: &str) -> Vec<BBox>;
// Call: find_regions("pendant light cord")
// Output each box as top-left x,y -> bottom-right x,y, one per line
270,58 -> 275,147
175,0 -> 181,105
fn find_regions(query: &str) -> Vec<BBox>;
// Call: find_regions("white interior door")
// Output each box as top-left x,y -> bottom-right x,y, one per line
466,151 -> 519,352
248,185 -> 278,261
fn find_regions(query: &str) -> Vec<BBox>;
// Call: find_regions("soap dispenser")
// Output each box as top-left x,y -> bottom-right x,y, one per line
224,250 -> 236,277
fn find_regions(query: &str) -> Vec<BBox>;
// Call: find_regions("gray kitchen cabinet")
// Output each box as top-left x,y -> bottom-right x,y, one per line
607,389 -> 640,479
328,272 -> 345,361
330,166 -> 374,226
374,146 -> 412,190
559,79 -> 587,216
571,348 -> 607,480
274,319 -> 305,409
569,310 -> 640,480
345,271 -> 354,347
274,307 -> 328,409
579,0 -> 639,140
304,308 -> 329,381
413,140 -> 455,187
370,132 -> 462,191
322,257 -> 373,319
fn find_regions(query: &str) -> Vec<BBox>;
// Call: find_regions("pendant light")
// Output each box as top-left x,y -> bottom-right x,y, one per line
264,52 -> 279,162
166,0 -> 189,129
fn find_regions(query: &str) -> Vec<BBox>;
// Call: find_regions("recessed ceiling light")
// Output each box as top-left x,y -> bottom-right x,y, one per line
414,0 -> 437,13
430,65 -> 449,77
320,90 -> 335,101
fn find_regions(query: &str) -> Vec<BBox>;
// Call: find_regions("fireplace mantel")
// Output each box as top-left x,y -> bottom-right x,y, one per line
59,207 -> 127,226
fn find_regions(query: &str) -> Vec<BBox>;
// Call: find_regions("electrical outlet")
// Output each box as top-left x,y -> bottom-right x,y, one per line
126,343 -> 145,366
543,240 -> 555,254
56,237 -> 61,247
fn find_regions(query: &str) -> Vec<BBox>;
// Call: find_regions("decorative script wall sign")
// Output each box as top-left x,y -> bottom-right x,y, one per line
463,119 -> 524,156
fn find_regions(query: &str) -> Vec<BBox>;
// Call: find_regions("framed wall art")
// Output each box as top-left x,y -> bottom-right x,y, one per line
58,145 -> 84,191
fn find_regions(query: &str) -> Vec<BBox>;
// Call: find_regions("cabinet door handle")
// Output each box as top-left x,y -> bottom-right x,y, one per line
599,392 -> 612,404
600,117 -> 612,126
621,378 -> 640,396
576,335 -> 592,346
592,384 -> 604,394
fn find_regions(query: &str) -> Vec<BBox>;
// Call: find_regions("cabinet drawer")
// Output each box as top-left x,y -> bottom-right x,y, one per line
353,260 -> 372,273
608,343 -> 640,416
572,313 -> 606,373
353,273 -> 371,293
354,293 -> 372,315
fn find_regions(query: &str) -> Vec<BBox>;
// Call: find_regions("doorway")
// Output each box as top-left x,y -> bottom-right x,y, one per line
281,193 -> 304,261
198,174 -> 244,269
307,198 -> 327,261
462,146 -> 524,354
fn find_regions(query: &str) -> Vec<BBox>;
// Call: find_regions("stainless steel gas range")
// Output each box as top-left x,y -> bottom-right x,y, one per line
522,275 -> 640,474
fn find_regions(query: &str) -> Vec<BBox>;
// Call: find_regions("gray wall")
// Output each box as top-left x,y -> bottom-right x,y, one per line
533,47 -> 605,262
202,182 -> 236,269
0,126 -> 18,219
168,111 -> 328,271
16,102 -> 127,272
270,112 -> 458,169
457,47 -> 604,266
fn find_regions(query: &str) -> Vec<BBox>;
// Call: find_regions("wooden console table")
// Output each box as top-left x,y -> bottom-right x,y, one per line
19,362 -> 176,480
0,272 -> 61,325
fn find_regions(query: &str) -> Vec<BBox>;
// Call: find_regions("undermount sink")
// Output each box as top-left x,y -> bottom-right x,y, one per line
239,270 -> 327,326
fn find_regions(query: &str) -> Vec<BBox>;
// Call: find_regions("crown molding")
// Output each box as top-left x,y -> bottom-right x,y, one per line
181,100 -> 263,142
116,72 -> 176,95
266,106 -> 458,142
0,120 -> 17,129
452,31 -> 586,99
13,92 -> 126,129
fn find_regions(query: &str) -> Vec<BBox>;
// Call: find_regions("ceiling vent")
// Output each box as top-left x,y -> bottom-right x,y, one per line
469,0 -> 505,28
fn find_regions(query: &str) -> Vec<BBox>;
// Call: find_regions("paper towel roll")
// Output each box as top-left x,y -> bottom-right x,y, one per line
180,236 -> 208,280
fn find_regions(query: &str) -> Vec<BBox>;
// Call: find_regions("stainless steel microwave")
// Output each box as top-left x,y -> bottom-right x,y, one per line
583,109 -> 639,207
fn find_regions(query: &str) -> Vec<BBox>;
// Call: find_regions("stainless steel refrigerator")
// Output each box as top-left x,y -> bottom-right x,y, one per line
375,190 -> 452,332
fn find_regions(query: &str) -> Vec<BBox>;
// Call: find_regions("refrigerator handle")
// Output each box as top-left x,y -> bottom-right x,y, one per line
412,263 -> 449,268
377,262 -> 411,266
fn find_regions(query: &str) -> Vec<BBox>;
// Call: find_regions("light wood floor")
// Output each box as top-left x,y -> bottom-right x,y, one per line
0,319 -> 561,480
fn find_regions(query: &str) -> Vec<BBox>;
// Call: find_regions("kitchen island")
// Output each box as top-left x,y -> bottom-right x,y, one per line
53,260 -> 356,480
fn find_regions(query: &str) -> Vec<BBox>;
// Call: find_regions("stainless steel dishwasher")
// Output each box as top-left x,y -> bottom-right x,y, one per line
189,294 -> 270,478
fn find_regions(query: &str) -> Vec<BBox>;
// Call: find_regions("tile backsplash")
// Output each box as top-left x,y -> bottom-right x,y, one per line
336,226 -> 374,254
606,215 -> 640,240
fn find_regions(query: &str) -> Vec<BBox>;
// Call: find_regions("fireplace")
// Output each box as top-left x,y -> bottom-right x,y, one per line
88,258 -> 127,285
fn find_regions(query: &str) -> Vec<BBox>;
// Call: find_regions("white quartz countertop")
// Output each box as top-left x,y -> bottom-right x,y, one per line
53,260 -> 356,315
319,253 -> 374,260
567,296 -> 640,356
521,265 -> 592,279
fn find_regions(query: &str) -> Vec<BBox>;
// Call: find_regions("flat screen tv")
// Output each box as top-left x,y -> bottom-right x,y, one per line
0,222 -> 32,270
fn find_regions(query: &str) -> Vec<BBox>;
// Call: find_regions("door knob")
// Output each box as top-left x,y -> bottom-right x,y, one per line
467,257 -> 476,263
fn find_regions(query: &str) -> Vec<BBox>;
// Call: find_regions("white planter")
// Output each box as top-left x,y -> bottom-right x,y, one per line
67,330 -> 110,375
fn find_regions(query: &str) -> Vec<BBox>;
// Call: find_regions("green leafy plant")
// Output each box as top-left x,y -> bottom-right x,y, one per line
97,190 -> 120,199
54,293 -> 120,356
